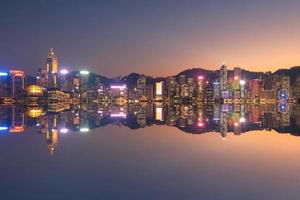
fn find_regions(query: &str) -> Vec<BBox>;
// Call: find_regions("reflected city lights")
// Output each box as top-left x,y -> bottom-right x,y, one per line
60,128 -> 69,134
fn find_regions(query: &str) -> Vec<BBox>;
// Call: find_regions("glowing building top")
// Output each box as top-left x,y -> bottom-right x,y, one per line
46,48 -> 59,88
47,48 -> 58,74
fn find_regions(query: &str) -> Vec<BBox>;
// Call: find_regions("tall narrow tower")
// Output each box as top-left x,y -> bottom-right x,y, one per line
46,48 -> 58,88
219,65 -> 227,97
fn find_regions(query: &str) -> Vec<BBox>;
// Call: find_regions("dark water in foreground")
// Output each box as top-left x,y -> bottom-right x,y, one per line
1,104 -> 300,199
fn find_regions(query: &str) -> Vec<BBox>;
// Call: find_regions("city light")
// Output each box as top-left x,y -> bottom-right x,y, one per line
110,113 -> 127,118
60,128 -> 69,133
9,126 -> 24,133
0,126 -> 8,131
60,69 -> 68,74
0,72 -> 8,76
80,70 -> 89,75
110,85 -> 127,90
198,122 -> 204,127
80,128 -> 90,132
10,70 -> 24,76
239,117 -> 246,123
155,107 -> 163,121
234,76 -> 239,80
234,122 -> 239,127
155,82 -> 163,96
239,80 -> 246,86
27,108 -> 44,118
198,76 -> 204,80
27,85 -> 44,95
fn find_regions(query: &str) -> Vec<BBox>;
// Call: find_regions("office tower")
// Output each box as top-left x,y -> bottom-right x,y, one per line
37,68 -> 48,88
79,70 -> 90,100
9,70 -> 25,99
146,84 -> 154,101
59,69 -> 69,92
155,81 -> 164,101
248,79 -> 260,100
232,67 -> 241,91
213,81 -> 220,99
46,48 -> 59,88
166,76 -> 177,100
219,65 -> 227,98
187,77 -> 194,98
197,76 -> 204,101
136,75 -> 147,98
0,72 -> 10,99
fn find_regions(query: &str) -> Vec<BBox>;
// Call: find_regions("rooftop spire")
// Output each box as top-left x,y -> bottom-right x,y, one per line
48,48 -> 55,57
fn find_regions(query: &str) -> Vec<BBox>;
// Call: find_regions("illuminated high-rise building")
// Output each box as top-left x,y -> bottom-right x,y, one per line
187,77 -> 194,98
136,76 -> 147,98
0,72 -> 10,99
46,48 -> 59,89
232,67 -> 241,90
197,76 -> 204,101
79,70 -> 90,99
213,81 -> 220,99
219,65 -> 227,94
9,70 -> 25,99
155,81 -> 164,101
166,76 -> 177,100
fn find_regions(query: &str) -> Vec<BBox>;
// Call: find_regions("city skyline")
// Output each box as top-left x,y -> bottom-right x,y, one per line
2,1 -> 300,199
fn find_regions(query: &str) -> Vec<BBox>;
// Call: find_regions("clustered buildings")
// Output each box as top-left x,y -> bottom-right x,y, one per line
0,49 -> 298,108
1,49 -> 300,154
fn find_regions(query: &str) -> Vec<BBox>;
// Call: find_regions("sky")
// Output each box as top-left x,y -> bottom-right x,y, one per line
0,0 -> 300,77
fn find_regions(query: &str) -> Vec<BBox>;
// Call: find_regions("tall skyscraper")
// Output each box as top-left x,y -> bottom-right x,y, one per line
9,70 -> 25,99
0,72 -> 10,99
197,76 -> 204,101
155,81 -> 164,101
233,67 -> 241,90
80,71 -> 90,100
46,48 -> 59,89
219,65 -> 227,98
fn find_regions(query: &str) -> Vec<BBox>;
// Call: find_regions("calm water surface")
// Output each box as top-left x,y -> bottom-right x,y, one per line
1,105 -> 300,199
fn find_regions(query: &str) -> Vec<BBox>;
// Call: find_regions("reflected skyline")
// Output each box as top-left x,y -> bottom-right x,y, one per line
1,102 -> 300,155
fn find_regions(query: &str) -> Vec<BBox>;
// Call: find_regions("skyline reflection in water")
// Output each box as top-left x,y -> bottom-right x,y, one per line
1,103 -> 300,199
0,102 -> 300,155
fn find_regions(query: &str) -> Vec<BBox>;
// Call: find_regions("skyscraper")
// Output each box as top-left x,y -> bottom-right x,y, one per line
219,65 -> 227,91
9,70 -> 25,99
0,72 -> 10,99
155,81 -> 164,101
233,67 -> 241,90
46,48 -> 58,89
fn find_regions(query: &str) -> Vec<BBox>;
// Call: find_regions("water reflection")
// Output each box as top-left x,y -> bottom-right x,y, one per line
1,102 -> 299,155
